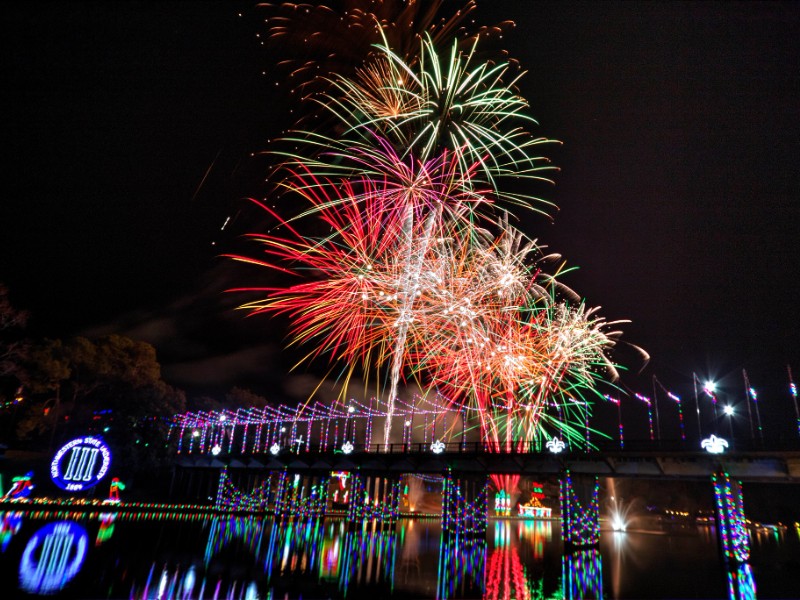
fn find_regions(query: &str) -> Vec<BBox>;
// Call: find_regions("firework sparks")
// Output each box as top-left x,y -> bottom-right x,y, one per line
229,1 -> 632,449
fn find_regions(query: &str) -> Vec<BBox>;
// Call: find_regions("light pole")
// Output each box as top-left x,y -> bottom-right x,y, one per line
703,380 -> 719,425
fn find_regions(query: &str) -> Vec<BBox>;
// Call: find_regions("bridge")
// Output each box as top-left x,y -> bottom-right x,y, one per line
167,398 -> 799,557
175,440 -> 800,483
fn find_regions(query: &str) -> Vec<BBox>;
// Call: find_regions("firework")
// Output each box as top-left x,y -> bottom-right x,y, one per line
281,34 -> 559,211
229,1 -> 630,449
257,1 -> 512,98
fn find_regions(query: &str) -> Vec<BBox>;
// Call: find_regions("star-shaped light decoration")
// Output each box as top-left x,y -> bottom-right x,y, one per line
546,436 -> 566,454
341,441 -> 354,455
431,440 -> 445,454
270,443 -> 281,456
701,434 -> 729,454
211,444 -> 222,456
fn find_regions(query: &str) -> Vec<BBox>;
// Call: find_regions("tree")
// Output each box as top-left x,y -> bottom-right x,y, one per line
15,338 -> 70,446
16,334 -> 186,473
0,283 -> 30,392
225,386 -> 270,410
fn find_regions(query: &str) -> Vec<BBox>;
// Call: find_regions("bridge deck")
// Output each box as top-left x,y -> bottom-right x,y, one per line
176,446 -> 800,483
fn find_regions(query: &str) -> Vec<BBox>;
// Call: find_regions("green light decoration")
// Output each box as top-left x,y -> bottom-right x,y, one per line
441,472 -> 488,537
559,470 -> 600,548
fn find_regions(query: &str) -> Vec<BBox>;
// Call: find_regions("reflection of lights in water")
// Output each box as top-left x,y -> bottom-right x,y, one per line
437,534 -> 485,600
562,548 -> 603,600
183,565 -> 196,596
486,539 -> 529,600
19,521 -> 89,595
204,516 -> 265,565
132,562 -> 260,599
319,522 -> 344,580
727,562 -> 756,600
0,511 -> 23,552
518,519 -> 552,560
95,513 -> 117,546
339,521 -> 397,596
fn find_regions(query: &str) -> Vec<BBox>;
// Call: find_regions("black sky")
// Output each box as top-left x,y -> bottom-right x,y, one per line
3,2 -> 800,427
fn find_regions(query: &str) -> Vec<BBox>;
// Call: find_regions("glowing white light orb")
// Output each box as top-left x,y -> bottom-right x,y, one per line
431,440 -> 445,454
611,513 -> 627,532
704,381 -> 716,395
723,405 -> 735,416
191,430 -> 200,438
341,441 -> 354,454
270,443 -> 280,455
211,445 -> 221,456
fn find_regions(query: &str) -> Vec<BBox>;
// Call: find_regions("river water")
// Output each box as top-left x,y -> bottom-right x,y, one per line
1,510 -> 798,599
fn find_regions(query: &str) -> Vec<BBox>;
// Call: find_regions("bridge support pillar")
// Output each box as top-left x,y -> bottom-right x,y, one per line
271,471 -> 329,519
214,468 -> 274,511
441,472 -> 488,537
712,471 -> 750,563
559,470 -> 600,549
346,473 -> 401,526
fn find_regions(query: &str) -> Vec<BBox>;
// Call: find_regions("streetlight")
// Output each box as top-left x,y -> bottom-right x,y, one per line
723,405 -> 735,442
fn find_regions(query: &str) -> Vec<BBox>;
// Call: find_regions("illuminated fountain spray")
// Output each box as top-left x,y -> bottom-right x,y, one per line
606,478 -> 630,533
404,475 -> 426,513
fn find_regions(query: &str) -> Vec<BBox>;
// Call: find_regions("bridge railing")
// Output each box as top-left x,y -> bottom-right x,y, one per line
243,436 -> 800,456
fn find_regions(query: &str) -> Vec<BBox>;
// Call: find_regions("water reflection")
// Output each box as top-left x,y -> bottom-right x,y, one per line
0,511 -> 23,552
562,548 -> 603,599
437,534 -> 485,599
19,521 -> 89,595
1,510 -> 795,598
727,563 -> 756,600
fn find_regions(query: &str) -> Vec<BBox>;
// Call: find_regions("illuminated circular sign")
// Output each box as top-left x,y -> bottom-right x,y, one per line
19,521 -> 88,594
50,436 -> 112,492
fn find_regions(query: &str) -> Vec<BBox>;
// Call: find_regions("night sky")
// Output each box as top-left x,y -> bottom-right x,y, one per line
3,2 -> 800,436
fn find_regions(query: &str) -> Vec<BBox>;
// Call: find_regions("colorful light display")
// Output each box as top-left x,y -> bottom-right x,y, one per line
4,472 -> 34,500
518,496 -> 552,519
442,473 -> 488,537
712,472 -> 750,563
50,436 -> 111,492
634,392 -> 655,441
604,395 -> 624,449
559,470 -> 600,548
170,394 -> 454,456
